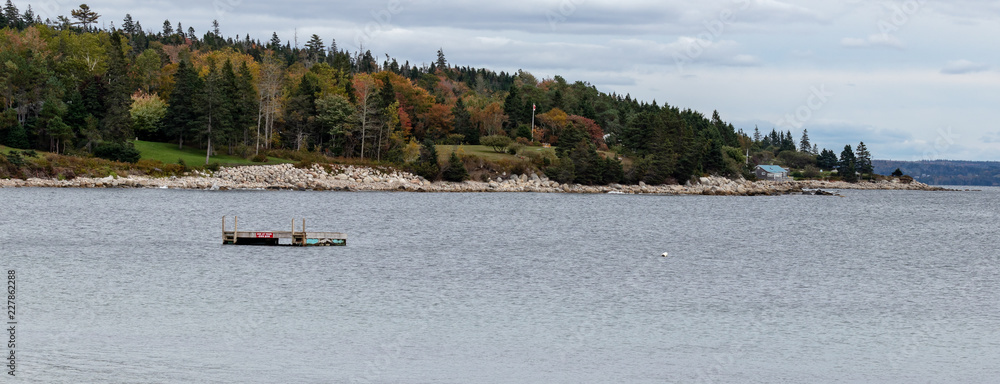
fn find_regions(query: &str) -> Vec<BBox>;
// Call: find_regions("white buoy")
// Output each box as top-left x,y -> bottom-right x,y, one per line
661,252 -> 669,257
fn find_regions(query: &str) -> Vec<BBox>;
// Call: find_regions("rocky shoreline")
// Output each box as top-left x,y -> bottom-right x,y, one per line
0,163 -> 952,195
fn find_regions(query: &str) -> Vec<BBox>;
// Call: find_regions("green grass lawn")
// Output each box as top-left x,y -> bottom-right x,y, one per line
134,140 -> 292,165
435,144 -> 556,162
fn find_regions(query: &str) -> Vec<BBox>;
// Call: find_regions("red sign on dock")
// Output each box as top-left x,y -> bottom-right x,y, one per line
255,232 -> 274,238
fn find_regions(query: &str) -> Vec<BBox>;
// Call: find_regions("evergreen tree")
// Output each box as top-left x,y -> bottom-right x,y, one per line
855,141 -> 873,179
305,34 -> 324,62
442,151 -> 468,182
283,73 -> 320,151
503,84 -> 527,131
1,109 -> 28,148
753,126 -> 761,144
21,5 -> 33,27
799,129 -> 811,153
452,97 -> 477,144
162,20 -> 172,36
269,32 -> 281,48
411,139 -> 440,179
4,0 -> 20,29
101,32 -> 134,143
435,48 -> 447,69
198,61 -> 229,163
891,168 -> 903,177
781,130 -> 795,151
234,62 -> 258,146
122,14 -> 135,34
816,148 -> 837,170
71,4 -> 100,31
163,61 -> 203,149
839,145 -> 858,182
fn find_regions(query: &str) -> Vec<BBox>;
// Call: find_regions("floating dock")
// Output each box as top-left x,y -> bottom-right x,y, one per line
223,217 -> 346,246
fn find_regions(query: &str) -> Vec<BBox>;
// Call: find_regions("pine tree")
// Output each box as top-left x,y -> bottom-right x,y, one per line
753,126 -> 761,144
503,84 -> 526,132
817,149 -> 838,170
101,32 -> 134,143
855,141 -> 873,179
452,97 -> 477,144
839,145 -> 858,182
199,61 -> 229,163
70,4 -> 100,31
122,14 -> 134,34
235,62 -> 258,146
436,48 -> 447,69
442,151 -> 469,182
411,139 -> 440,180
4,0 -> 20,29
162,20 -> 172,36
163,61 -> 203,149
269,32 -> 281,48
799,129 -> 811,153
305,34 -> 325,62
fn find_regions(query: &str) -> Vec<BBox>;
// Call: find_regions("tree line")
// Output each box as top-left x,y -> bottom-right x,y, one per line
0,3 -> 874,184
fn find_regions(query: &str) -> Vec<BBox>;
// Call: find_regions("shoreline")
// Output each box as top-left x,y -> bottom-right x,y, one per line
0,163 -> 953,195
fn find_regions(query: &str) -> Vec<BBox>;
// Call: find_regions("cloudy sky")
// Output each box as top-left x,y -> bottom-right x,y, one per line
26,0 -> 1000,160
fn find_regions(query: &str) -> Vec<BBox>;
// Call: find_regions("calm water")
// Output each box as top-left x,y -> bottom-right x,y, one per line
2,187 -> 999,383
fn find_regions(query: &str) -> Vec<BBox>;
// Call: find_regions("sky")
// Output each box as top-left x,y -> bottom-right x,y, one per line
22,0 -> 1000,160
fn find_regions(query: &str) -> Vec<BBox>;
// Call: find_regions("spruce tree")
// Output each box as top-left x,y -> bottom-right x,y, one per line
122,14 -> 134,34
4,0 -> 20,29
452,97 -> 477,144
163,61 -> 203,149
799,129 -> 811,153
101,32 -> 134,143
855,141 -> 873,179
436,48 -> 447,69
442,151 -> 469,182
839,145 -> 858,182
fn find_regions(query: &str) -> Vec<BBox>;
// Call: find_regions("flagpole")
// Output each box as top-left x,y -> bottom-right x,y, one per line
530,103 -> 536,143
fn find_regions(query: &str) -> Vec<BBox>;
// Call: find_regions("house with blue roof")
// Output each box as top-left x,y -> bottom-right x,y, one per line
754,165 -> 789,181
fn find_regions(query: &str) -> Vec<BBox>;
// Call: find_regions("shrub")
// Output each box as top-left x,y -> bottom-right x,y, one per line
441,134 -> 466,145
93,141 -> 141,163
205,162 -> 221,172
442,152 -> 469,182
803,165 -> 821,178
251,153 -> 269,163
5,151 -> 26,167
481,135 -> 513,153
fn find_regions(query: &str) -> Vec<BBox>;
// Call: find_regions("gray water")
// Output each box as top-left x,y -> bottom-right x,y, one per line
2,187 -> 999,383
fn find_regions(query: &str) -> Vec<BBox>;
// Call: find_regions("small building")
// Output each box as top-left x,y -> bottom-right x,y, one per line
755,165 -> 789,181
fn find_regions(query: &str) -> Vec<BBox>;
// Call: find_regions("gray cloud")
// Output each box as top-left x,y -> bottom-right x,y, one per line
940,59 -> 990,75
840,34 -> 903,49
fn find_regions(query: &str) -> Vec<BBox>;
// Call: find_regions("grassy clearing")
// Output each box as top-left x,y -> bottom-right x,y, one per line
133,140 -> 291,165
435,144 -> 555,162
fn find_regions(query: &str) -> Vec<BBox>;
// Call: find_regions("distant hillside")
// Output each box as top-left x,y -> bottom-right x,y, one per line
873,160 -> 1000,186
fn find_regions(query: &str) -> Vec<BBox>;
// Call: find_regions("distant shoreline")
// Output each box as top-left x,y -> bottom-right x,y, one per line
0,164 -> 954,195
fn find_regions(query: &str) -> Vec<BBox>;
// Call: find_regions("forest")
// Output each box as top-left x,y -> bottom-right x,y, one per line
0,2 -> 874,184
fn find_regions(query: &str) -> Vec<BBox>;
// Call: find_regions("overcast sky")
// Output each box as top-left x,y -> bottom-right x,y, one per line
25,0 -> 1000,160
